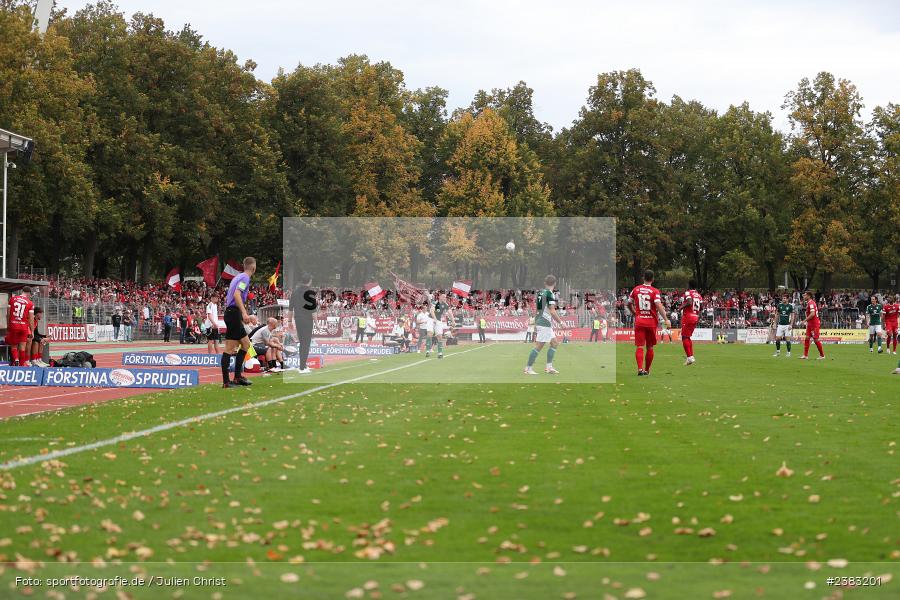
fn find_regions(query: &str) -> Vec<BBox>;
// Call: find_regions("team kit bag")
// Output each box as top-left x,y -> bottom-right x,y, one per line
50,351 -> 97,368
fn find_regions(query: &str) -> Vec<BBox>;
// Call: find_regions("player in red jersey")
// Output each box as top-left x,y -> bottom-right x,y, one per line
680,279 -> 703,366
628,269 -> 671,376
884,293 -> 899,355
799,290 -> 825,360
6,286 -> 35,366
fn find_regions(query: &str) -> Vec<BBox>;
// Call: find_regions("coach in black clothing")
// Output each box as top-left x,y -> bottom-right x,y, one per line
288,272 -> 317,373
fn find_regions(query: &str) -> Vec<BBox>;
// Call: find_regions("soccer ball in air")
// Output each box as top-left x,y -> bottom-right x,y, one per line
506,241 -> 516,252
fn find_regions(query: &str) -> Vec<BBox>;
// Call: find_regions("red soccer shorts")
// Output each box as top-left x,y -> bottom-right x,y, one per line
5,327 -> 29,345
885,324 -> 898,335
634,324 -> 657,347
805,321 -> 820,338
681,317 -> 698,339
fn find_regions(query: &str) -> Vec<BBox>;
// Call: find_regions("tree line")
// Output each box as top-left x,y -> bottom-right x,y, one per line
1,1 -> 897,290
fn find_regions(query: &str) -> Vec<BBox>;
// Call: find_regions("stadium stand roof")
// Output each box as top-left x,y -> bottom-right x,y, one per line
0,128 -> 33,154
0,278 -> 49,293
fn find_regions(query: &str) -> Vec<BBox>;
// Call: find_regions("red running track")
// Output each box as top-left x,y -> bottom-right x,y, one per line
0,345 -> 376,419
0,350 -> 239,419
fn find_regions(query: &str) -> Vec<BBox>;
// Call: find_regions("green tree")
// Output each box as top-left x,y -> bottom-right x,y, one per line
552,69 -> 674,284
0,2 -> 96,275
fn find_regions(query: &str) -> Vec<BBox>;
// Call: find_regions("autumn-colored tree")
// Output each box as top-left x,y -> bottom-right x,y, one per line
783,72 -> 868,291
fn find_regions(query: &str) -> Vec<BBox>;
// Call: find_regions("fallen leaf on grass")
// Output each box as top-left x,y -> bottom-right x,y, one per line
775,462 -> 794,477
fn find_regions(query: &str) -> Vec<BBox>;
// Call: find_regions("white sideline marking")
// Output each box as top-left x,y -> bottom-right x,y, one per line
0,344 -> 492,470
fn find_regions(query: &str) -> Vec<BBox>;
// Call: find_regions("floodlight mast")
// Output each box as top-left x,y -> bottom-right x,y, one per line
34,0 -> 52,35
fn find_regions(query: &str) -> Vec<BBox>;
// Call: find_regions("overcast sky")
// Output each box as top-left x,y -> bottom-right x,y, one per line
56,0 -> 899,133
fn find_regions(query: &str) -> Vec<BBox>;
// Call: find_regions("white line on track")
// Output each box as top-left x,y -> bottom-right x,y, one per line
0,344 -> 492,470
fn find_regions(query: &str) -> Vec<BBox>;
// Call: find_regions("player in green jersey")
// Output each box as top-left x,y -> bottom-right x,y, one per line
428,292 -> 453,358
524,275 -> 564,375
772,295 -> 795,357
865,295 -> 884,353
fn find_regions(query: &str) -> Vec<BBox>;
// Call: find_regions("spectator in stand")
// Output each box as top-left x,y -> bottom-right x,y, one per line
163,310 -> 174,342
111,310 -> 122,341
178,311 -> 188,344
365,311 -> 377,342
122,310 -> 133,342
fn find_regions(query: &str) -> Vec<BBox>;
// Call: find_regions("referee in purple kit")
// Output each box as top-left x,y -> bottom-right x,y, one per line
221,256 -> 257,388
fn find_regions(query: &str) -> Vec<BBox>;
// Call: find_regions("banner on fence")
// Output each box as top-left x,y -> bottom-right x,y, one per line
744,328 -> 771,344
0,366 -> 44,386
42,367 -> 199,389
312,316 -> 343,337
123,352 -> 221,367
47,324 -> 87,342
308,344 -> 398,356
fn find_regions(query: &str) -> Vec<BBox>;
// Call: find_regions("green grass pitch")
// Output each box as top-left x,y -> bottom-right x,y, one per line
0,342 -> 896,599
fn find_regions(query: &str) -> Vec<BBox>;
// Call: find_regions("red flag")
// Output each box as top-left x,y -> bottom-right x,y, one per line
196,256 -> 219,287
165,267 -> 182,291
222,260 -> 242,280
364,281 -> 387,302
389,271 -> 427,305
268,261 -> 281,292
451,280 -> 472,297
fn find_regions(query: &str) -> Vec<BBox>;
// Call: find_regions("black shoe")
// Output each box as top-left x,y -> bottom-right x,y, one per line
223,382 -> 238,389
233,377 -> 252,386
637,370 -> 648,376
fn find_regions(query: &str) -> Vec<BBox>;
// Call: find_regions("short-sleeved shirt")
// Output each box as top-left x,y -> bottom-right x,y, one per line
866,303 -> 882,325
226,273 -> 251,308
630,284 -> 661,328
205,302 -> 219,327
682,290 -> 702,319
535,289 -> 556,327
805,299 -> 820,323
432,301 -> 450,322
8,294 -> 34,330
250,326 -> 274,346
884,302 -> 899,325
776,302 -> 794,326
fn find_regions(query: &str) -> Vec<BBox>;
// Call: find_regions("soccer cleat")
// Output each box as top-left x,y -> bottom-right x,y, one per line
772,351 -> 779,357
684,356 -> 695,366
637,370 -> 648,376
816,356 -> 826,360
294,367 -> 311,374
869,348 -> 874,353
545,366 -> 559,374
799,356 -> 808,360
892,368 -> 900,374
233,376 -> 252,386
877,347 -> 883,354
438,353 -> 444,359
524,367 -> 538,375
786,352 -> 791,358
